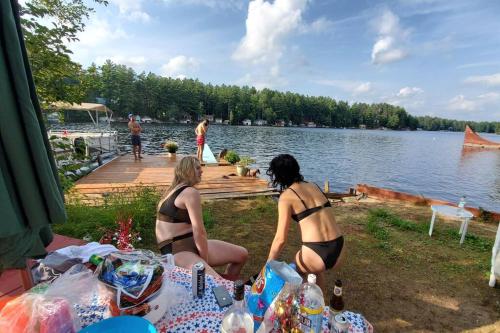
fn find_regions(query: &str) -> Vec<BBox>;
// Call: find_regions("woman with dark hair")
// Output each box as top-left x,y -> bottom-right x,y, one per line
156,156 -> 248,279
266,154 -> 344,290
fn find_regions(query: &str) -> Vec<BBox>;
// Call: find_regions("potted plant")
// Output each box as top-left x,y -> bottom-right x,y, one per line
236,156 -> 255,176
225,150 -> 240,165
164,140 -> 178,157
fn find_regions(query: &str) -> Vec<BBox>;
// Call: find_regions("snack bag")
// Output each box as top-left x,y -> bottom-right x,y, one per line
247,261 -> 302,332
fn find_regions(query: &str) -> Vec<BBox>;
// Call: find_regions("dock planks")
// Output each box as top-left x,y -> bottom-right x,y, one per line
69,154 -> 277,203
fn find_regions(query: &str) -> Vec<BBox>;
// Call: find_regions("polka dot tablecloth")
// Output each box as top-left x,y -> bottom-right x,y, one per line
76,266 -> 373,332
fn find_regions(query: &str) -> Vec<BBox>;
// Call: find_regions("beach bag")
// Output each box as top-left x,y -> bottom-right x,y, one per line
247,260 -> 302,332
97,250 -> 164,310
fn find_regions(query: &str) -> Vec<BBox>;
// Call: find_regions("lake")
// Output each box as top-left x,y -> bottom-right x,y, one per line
53,123 -> 500,212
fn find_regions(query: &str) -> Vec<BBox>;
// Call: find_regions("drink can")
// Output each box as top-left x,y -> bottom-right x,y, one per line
334,313 -> 350,333
89,254 -> 104,266
192,262 -> 205,297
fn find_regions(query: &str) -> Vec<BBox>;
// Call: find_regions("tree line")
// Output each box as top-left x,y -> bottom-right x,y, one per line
20,0 -> 499,133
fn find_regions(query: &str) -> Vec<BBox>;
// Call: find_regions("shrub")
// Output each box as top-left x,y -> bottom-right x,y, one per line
237,156 -> 255,167
164,140 -> 178,153
225,150 -> 240,164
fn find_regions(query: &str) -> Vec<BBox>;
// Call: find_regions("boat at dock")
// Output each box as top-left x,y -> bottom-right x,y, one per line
47,103 -> 120,177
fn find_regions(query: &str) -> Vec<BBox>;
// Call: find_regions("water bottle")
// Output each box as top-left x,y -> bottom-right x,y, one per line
458,196 -> 466,217
298,274 -> 324,333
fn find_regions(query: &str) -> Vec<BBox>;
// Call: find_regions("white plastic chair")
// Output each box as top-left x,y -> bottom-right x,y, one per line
489,222 -> 500,287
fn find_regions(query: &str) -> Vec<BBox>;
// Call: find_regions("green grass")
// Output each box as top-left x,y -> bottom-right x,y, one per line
54,187 -> 161,250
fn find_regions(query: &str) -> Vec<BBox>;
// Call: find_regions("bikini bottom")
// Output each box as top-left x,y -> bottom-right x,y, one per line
158,232 -> 199,255
302,236 -> 344,270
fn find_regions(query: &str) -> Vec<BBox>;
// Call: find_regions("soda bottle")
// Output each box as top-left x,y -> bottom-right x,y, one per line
298,274 -> 324,333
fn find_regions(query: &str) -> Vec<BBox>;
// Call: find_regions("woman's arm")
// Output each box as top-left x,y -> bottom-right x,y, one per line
267,197 -> 292,261
183,188 -> 209,262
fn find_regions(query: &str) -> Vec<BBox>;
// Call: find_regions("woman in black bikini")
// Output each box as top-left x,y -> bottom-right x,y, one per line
266,154 -> 344,290
155,156 -> 248,279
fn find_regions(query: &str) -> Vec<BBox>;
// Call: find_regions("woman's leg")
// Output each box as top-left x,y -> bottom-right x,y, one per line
174,251 -> 222,278
196,145 -> 202,160
207,240 -> 248,277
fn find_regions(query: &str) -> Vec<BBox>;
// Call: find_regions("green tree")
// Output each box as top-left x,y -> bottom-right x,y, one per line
20,0 -> 107,107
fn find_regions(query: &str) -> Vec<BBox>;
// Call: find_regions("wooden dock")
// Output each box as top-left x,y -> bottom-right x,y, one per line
69,154 -> 277,203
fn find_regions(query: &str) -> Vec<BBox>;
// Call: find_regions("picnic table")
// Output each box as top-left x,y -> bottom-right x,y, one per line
77,265 -> 373,332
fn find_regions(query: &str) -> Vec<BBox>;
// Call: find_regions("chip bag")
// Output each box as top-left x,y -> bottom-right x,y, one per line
247,260 -> 302,332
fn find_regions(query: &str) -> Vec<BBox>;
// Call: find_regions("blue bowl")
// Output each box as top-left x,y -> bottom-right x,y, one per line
80,316 -> 157,333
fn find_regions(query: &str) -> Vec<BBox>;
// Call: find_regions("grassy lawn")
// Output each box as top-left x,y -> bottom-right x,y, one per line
54,191 -> 500,332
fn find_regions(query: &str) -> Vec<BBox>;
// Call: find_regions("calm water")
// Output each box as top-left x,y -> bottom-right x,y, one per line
54,123 -> 500,212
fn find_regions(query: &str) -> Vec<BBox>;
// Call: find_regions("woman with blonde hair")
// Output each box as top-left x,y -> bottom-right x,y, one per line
156,156 -> 248,278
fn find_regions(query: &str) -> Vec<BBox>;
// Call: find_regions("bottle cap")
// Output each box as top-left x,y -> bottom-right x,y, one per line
307,274 -> 317,284
234,280 -> 244,301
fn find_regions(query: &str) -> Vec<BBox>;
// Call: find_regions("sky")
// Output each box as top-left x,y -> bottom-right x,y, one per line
64,0 -> 500,122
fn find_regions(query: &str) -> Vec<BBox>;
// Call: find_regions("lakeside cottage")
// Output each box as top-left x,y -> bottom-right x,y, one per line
242,119 -> 251,126
255,119 -> 267,126
215,118 -> 223,124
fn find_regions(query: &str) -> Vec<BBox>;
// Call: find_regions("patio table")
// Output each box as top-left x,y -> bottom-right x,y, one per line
429,205 -> 474,244
76,265 -> 373,332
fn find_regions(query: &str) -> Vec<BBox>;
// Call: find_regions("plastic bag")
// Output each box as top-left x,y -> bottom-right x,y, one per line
0,293 -> 76,333
247,260 -> 302,332
97,249 -> 164,309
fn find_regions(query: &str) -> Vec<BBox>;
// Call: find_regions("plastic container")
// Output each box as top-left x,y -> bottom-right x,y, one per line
298,274 -> 325,333
79,316 -> 157,333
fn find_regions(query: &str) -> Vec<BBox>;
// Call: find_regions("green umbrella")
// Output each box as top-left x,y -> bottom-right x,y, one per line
0,0 -> 67,271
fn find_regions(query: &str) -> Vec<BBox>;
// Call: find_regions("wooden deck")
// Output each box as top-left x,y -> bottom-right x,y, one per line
69,154 -> 277,203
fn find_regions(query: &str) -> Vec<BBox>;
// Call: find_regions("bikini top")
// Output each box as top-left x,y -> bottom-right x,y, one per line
158,185 -> 192,224
287,183 -> 331,223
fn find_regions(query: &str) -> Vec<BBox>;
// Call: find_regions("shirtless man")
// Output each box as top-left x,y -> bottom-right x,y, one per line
195,119 -> 209,162
128,114 -> 143,160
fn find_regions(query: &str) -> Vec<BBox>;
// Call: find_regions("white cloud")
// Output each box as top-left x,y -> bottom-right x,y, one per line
76,18 -> 128,48
300,17 -> 334,33
162,0 -> 245,10
161,55 -> 200,78
314,79 -> 373,96
109,0 -> 151,22
232,0 -> 308,89
95,56 -> 147,68
233,0 -> 307,64
371,9 -> 409,65
448,95 -> 477,111
464,73 -> 500,86
397,86 -> 423,97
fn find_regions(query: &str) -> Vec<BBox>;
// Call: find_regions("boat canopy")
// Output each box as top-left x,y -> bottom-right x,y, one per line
50,102 -> 113,127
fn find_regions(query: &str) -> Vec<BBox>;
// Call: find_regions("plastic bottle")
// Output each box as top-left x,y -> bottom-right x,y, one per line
298,274 -> 324,333
221,280 -> 254,333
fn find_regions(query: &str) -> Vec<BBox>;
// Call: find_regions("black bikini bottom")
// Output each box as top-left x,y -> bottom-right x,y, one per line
302,236 -> 344,270
158,232 -> 199,255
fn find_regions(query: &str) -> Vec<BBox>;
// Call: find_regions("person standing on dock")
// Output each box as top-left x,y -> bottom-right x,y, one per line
195,119 -> 209,162
128,114 -> 143,160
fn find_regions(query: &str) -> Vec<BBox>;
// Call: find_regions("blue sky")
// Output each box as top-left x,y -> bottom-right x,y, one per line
66,0 -> 500,121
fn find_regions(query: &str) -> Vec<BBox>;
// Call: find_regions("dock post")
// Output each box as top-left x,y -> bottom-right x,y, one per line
324,180 -> 329,193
